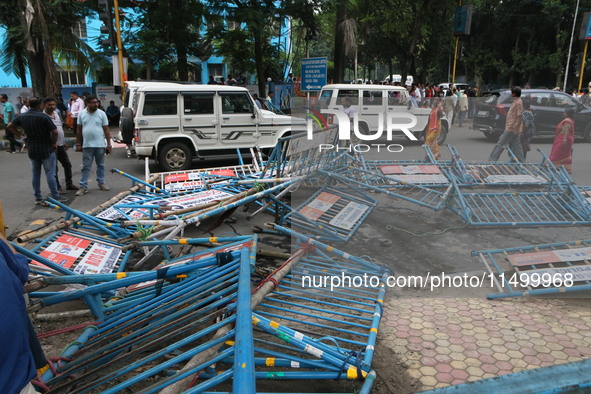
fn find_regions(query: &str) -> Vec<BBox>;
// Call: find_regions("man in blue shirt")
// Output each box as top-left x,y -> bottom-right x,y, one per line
0,233 -> 37,393
76,95 -> 112,195
105,100 -> 121,127
6,98 -> 68,205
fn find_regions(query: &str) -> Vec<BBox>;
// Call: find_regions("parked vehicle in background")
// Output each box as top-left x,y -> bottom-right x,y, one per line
319,83 -> 450,144
472,89 -> 591,142
128,82 -> 303,171
438,82 -> 469,92
383,75 -> 414,86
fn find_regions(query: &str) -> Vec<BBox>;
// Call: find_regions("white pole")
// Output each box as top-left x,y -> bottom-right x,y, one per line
565,0 -> 581,90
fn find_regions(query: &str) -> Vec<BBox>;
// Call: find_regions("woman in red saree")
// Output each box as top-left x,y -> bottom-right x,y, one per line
549,108 -> 575,173
424,99 -> 443,159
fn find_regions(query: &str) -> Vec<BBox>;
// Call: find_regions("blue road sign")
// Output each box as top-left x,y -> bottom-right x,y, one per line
301,57 -> 327,92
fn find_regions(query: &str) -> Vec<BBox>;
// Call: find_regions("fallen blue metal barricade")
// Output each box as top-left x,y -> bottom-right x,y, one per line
474,239 -> 591,299
282,185 -> 377,242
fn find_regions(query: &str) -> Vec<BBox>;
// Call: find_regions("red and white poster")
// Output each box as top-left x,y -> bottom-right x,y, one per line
508,247 -> 591,266
299,192 -> 341,221
73,243 -> 122,275
35,234 -> 91,269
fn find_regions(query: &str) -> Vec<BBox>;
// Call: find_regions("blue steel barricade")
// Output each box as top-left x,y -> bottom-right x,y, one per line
13,230 -> 131,277
38,244 -> 255,392
148,163 -> 262,193
283,185 -> 377,242
33,227 -> 385,393
473,239 -> 591,299
322,168 -> 451,212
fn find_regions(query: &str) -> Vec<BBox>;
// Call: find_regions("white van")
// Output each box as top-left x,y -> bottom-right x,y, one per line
128,83 -> 303,171
383,75 -> 414,86
318,84 -> 449,143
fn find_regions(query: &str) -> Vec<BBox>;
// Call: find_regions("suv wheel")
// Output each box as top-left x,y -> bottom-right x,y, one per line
350,123 -> 370,144
120,107 -> 134,144
158,142 -> 192,171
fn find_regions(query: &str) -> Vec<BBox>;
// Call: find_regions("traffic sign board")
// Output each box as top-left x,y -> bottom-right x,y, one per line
301,57 -> 327,92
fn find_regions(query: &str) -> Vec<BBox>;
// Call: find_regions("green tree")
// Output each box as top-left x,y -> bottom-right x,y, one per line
125,0 -> 210,81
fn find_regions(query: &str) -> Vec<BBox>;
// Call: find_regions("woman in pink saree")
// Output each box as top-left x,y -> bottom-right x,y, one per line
424,99 -> 443,159
549,108 -> 575,173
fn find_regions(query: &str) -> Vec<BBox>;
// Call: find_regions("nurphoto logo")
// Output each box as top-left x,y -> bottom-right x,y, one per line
307,109 -> 417,152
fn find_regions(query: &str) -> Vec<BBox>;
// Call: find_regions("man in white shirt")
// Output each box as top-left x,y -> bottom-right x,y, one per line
43,97 -> 78,193
69,91 -> 84,132
75,95 -> 111,195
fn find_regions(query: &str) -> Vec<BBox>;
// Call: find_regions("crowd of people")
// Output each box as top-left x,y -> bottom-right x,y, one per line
1,91 -> 114,206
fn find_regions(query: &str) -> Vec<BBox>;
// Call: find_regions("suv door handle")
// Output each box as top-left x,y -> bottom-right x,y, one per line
222,117 -> 230,120
363,107 -> 369,110
185,117 -> 192,121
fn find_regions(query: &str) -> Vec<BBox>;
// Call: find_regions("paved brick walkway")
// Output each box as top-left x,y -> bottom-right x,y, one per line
379,297 -> 591,391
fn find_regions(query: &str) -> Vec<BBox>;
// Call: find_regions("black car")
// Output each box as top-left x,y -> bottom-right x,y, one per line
472,89 -> 591,142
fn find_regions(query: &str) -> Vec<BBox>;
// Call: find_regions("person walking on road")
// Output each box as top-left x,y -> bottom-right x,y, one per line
43,97 -> 78,193
443,90 -> 455,126
1,94 -> 23,153
6,98 -> 68,205
488,86 -> 526,162
521,99 -> 535,160
549,108 -> 575,174
457,90 -> 468,127
76,95 -> 112,195
69,91 -> 84,132
424,98 -> 444,159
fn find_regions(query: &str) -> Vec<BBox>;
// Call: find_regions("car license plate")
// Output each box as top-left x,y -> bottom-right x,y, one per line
477,110 -> 488,116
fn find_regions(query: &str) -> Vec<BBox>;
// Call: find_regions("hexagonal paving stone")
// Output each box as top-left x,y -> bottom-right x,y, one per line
465,366 -> 485,378
450,360 -> 468,370
464,357 -> 482,367
435,372 -> 454,384
506,349 -> 524,359
481,363 -> 500,374
495,360 -> 513,371
419,366 -> 437,376
435,363 -> 454,374
523,355 -> 542,365
450,369 -> 469,380
419,375 -> 439,388
492,352 -> 511,362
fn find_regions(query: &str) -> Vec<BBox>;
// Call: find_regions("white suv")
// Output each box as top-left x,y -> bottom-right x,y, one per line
318,84 -> 449,143
126,82 -> 303,171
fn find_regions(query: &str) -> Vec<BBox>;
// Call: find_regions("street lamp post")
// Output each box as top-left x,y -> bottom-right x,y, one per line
564,0 -> 581,91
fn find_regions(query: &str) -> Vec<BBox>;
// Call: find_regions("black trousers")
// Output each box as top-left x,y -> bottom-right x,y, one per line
55,145 -> 74,189
5,130 -> 23,152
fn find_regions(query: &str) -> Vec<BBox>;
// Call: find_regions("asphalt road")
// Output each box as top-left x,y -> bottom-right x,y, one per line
1,120 -> 590,287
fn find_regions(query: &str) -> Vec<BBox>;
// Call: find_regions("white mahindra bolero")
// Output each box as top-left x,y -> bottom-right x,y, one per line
123,82 -> 302,171
318,84 -> 450,143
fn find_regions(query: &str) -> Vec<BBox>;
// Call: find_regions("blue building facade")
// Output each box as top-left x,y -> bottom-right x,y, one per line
0,9 -> 292,89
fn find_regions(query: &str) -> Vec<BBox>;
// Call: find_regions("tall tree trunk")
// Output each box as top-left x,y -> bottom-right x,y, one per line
555,22 -> 564,88
15,47 -> 27,87
146,58 -> 152,80
35,0 -> 60,97
177,44 -> 188,81
388,59 -> 393,84
333,0 -> 347,83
